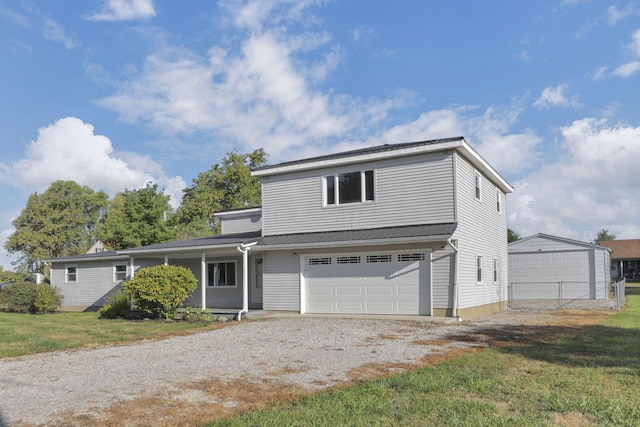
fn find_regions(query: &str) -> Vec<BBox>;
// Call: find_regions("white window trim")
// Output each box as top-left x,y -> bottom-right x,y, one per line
474,171 -> 482,202
323,169 -> 376,207
476,256 -> 483,284
65,264 -> 78,284
493,258 -> 499,284
113,263 -> 128,283
207,260 -> 238,288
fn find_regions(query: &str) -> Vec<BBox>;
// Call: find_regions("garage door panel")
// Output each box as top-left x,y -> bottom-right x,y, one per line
305,252 -> 430,315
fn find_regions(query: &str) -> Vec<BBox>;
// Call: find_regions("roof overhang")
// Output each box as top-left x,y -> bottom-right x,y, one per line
256,235 -> 453,251
252,137 -> 513,194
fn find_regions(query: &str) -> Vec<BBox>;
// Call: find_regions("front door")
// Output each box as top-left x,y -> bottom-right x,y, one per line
251,257 -> 263,307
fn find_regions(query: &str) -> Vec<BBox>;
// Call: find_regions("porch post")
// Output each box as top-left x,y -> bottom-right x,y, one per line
201,253 -> 206,311
242,246 -> 249,315
164,255 -> 169,265
129,257 -> 135,310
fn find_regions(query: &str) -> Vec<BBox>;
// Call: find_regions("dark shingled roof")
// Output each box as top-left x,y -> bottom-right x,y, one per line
119,231 -> 262,253
257,223 -> 457,247
252,137 -> 464,172
600,239 -> 640,260
47,250 -> 125,262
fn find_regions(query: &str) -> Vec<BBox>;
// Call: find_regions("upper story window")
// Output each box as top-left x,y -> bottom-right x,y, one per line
496,189 -> 502,213
474,172 -> 482,201
66,265 -> 77,283
325,170 -> 375,206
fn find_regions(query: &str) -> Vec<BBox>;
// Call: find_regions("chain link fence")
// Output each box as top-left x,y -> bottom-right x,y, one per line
508,279 -> 625,311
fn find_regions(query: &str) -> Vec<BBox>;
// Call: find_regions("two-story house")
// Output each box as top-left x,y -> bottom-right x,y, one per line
49,136 -> 513,320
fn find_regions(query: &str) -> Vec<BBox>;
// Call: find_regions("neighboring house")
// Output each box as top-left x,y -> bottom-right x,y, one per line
49,137 -> 513,319
508,234 -> 611,300
87,240 -> 106,254
599,239 -> 640,281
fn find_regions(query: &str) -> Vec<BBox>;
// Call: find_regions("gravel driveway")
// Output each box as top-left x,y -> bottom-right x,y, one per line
0,310 -> 603,426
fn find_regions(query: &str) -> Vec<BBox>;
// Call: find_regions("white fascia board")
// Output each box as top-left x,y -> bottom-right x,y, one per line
255,235 -> 451,251
252,139 -> 465,177
214,208 -> 262,218
47,255 -> 129,263
117,243 -> 253,256
456,140 -> 513,194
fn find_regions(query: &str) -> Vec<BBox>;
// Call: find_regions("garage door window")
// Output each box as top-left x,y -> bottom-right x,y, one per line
398,253 -> 425,262
337,256 -> 361,264
309,257 -> 332,265
367,254 -> 392,263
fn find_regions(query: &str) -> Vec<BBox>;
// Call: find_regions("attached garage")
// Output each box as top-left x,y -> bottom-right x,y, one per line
508,234 -> 611,300
302,251 -> 432,315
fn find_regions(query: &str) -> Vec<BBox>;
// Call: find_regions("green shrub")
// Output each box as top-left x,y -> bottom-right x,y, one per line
98,289 -> 131,319
3,282 -> 38,313
123,265 -> 198,319
34,284 -> 63,314
182,307 -> 216,322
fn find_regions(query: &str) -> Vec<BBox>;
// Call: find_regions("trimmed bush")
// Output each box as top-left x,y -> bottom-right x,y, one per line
2,282 -> 62,313
3,282 -> 38,313
34,284 -> 63,314
123,265 -> 198,319
98,289 -> 131,319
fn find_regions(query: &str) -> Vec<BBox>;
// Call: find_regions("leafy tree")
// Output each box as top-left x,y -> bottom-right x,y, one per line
171,148 -> 267,236
123,264 -> 197,319
593,229 -> 616,245
4,181 -> 108,272
97,183 -> 176,250
507,228 -> 521,243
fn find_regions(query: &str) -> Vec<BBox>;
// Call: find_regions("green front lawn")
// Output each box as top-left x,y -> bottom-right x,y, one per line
0,311 -> 225,357
211,291 -> 640,426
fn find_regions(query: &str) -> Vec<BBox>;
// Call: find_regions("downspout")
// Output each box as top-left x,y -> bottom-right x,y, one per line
447,238 -> 461,321
236,241 -> 258,321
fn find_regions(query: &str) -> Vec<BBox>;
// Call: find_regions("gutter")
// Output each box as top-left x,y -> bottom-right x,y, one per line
236,241 -> 258,321
447,238 -> 461,321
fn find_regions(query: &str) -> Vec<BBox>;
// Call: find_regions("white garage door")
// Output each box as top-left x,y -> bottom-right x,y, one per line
304,251 -> 430,315
510,250 -> 593,299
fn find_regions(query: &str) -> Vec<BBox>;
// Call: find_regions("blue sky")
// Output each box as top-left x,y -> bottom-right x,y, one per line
1,0 -> 640,270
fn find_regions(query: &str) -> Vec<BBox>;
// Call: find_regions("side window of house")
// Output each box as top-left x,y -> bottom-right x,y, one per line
208,262 -> 237,287
66,265 -> 77,283
496,189 -> 502,213
493,258 -> 498,283
474,172 -> 482,201
476,256 -> 483,283
325,169 -> 375,206
114,264 -> 127,282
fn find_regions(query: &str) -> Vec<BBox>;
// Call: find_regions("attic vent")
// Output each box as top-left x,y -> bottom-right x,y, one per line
366,254 -> 392,263
308,257 -> 332,265
398,253 -> 425,262
337,256 -> 361,264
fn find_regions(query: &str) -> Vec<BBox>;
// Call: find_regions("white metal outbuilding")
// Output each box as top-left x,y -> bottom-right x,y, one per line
508,234 -> 611,300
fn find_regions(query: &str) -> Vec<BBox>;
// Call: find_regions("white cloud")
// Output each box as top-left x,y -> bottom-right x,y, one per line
630,28 -> 640,56
589,66 -> 608,81
608,4 -> 636,26
533,84 -> 582,109
612,61 -> 640,77
86,0 -> 156,22
0,117 -> 185,208
42,18 -> 76,49
508,118 -> 640,240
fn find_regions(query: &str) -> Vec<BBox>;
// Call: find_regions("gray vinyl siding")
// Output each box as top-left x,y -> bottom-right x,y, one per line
453,153 -> 509,310
263,250 -> 300,311
431,246 -> 454,309
221,214 -> 262,235
261,150 -> 456,236
53,260 -> 128,308
509,237 -> 595,253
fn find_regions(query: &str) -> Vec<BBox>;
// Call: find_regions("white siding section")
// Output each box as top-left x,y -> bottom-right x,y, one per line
453,153 -> 509,311
431,246 -> 454,309
221,214 -> 262,235
261,151 -> 456,235
52,260 -> 128,308
263,251 -> 300,311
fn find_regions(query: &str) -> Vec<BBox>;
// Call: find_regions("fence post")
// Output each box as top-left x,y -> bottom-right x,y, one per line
558,281 -> 563,310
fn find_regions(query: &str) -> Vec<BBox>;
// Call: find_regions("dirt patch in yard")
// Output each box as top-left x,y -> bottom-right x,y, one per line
20,309 -> 615,427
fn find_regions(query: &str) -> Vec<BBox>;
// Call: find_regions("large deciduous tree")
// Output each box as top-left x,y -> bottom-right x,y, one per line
4,180 -> 108,272
507,228 -> 521,243
97,183 -> 176,250
171,148 -> 267,237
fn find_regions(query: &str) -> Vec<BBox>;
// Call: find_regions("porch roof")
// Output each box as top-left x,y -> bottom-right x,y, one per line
255,223 -> 457,250
600,239 -> 640,260
117,231 -> 262,255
